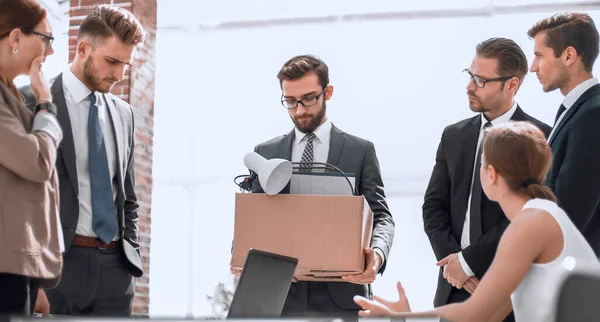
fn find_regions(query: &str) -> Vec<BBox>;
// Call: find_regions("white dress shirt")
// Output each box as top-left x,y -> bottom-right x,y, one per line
291,119 -> 332,164
548,77 -> 599,141
62,67 -> 119,240
457,101 -> 518,276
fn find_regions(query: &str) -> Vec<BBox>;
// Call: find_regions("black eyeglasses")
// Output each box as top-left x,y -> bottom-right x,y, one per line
27,30 -> 54,46
463,69 -> 513,88
281,86 -> 328,109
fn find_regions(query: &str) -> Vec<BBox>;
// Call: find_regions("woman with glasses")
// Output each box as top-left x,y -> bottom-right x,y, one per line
0,0 -> 63,317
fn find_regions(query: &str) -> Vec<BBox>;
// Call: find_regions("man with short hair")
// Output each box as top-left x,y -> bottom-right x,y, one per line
422,37 -> 551,322
21,4 -> 146,316
245,54 -> 395,321
528,12 -> 600,257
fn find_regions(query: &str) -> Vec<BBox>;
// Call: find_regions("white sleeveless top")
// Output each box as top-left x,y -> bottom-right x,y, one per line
510,198 -> 600,322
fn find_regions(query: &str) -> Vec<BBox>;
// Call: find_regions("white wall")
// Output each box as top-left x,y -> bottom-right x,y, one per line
150,1 -> 600,317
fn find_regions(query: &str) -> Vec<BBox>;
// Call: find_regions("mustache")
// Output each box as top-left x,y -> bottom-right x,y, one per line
294,115 -> 313,120
467,92 -> 479,100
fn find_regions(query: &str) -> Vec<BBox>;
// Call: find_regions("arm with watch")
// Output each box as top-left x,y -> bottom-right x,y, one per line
29,62 -> 62,146
31,97 -> 62,146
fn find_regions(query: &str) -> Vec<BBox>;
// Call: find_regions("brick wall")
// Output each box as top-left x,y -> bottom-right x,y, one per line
69,0 -> 157,316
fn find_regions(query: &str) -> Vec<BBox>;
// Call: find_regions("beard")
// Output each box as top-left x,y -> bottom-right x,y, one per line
291,100 -> 327,133
467,92 -> 489,113
83,55 -> 118,93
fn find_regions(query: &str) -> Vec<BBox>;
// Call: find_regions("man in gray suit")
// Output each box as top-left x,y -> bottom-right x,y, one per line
248,54 -> 395,320
20,4 -> 145,316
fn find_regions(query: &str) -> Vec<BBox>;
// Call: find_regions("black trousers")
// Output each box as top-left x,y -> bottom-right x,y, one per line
0,273 -> 40,318
281,281 -> 360,322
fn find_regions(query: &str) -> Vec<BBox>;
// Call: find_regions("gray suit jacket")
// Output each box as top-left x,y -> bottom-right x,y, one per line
20,75 -> 143,278
251,124 -> 395,310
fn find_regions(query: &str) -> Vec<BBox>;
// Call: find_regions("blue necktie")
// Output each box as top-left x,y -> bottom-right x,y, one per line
88,93 -> 118,243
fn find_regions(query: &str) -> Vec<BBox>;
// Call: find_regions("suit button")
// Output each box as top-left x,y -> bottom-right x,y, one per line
75,196 -> 79,200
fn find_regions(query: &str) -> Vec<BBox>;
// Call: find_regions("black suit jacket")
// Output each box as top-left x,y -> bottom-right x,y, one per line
546,84 -> 600,257
20,75 -> 143,278
422,106 -> 551,307
251,124 -> 395,310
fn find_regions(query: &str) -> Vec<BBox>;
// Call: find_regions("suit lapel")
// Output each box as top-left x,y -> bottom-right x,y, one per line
549,84 -> 600,145
327,124 -> 345,166
51,75 -> 79,195
510,105 -> 527,121
458,116 -> 481,224
103,95 -> 125,179
276,129 -> 295,161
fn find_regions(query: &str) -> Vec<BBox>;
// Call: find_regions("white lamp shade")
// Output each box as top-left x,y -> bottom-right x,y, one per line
243,152 -> 292,195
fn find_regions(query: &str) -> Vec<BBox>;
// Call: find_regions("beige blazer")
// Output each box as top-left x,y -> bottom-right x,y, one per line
0,81 -> 63,288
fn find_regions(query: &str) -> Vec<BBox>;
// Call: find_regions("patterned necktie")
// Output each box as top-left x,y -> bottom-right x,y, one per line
299,133 -> 316,172
554,104 -> 566,126
88,93 -> 118,243
469,121 -> 492,243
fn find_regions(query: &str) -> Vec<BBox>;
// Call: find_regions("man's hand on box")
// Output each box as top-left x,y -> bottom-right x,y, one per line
342,247 -> 382,284
230,267 -> 242,277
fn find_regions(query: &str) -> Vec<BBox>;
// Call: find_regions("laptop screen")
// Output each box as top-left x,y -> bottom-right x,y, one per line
227,249 -> 298,318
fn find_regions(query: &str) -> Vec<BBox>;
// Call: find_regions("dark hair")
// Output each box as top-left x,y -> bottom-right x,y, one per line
482,121 -> 557,202
0,0 -> 47,102
277,54 -> 329,89
527,12 -> 599,72
78,4 -> 145,47
475,37 -> 529,89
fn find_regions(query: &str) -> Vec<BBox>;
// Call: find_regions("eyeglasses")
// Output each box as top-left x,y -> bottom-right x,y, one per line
463,69 -> 513,88
281,86 -> 328,109
27,30 -> 54,46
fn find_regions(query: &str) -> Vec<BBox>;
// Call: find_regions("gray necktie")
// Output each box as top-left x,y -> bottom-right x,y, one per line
299,133 -> 316,172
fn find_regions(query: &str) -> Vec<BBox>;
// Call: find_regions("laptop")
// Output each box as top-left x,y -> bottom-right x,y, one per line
227,249 -> 298,318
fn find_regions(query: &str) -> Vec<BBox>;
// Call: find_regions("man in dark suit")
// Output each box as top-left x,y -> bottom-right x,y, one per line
422,38 -> 551,320
528,12 -> 600,257
244,54 -> 395,320
20,4 -> 145,316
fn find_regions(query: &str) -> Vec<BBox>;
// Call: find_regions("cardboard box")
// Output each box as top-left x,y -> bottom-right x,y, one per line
230,193 -> 373,282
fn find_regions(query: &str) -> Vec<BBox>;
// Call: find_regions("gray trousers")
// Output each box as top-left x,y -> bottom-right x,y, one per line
46,246 -> 135,316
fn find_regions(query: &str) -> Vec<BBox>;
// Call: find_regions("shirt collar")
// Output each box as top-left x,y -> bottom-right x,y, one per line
294,119 -> 332,145
480,100 -> 518,128
563,77 -> 599,110
62,65 -> 95,105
